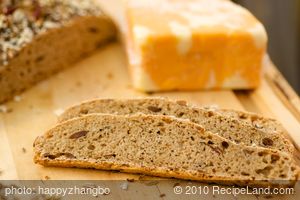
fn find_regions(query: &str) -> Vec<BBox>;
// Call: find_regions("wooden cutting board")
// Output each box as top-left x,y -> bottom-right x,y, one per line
0,0 -> 300,199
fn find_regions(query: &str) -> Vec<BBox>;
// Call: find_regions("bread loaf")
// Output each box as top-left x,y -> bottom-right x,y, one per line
0,0 -> 116,103
34,114 -> 299,187
58,98 -> 294,154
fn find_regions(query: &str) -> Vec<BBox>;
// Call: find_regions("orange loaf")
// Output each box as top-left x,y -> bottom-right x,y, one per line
126,0 -> 268,91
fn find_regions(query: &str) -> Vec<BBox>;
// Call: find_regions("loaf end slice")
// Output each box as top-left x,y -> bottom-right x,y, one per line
34,114 -> 299,187
58,98 -> 294,154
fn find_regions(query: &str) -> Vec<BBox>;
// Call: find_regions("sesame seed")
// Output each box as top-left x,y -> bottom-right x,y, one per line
0,0 -> 102,66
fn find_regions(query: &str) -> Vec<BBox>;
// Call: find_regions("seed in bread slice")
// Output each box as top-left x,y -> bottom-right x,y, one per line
34,114 -> 299,187
58,98 -> 294,154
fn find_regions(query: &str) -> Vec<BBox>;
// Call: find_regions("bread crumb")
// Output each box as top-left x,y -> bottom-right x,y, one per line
159,193 -> 166,198
120,182 -> 128,190
126,178 -> 135,182
53,109 -> 64,116
22,147 -> 27,153
13,95 -> 22,102
44,175 -> 50,180
144,181 -> 159,186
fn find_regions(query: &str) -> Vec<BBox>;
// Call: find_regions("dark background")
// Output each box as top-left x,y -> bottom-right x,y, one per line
235,0 -> 300,94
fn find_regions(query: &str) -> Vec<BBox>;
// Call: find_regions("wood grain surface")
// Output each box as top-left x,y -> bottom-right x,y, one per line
0,0 -> 299,199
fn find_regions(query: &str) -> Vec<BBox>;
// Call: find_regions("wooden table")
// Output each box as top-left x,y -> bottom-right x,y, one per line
0,0 -> 299,199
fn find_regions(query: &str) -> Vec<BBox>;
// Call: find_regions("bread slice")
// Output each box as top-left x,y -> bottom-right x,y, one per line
0,0 -> 116,103
34,114 -> 299,187
215,109 -> 287,137
58,98 -> 294,154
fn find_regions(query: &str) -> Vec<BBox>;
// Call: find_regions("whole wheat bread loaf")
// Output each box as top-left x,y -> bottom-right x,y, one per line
58,98 -> 294,154
34,114 -> 299,187
0,0 -> 116,103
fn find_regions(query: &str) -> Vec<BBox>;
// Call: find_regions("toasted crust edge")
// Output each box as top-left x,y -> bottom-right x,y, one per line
33,152 -> 298,188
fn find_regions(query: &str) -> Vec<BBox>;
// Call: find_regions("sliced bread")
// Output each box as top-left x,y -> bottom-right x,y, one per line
215,109 -> 287,137
34,114 -> 299,187
0,0 -> 116,103
58,98 -> 294,154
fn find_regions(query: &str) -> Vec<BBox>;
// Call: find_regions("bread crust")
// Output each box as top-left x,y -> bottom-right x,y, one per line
33,152 -> 297,188
0,6 -> 116,103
